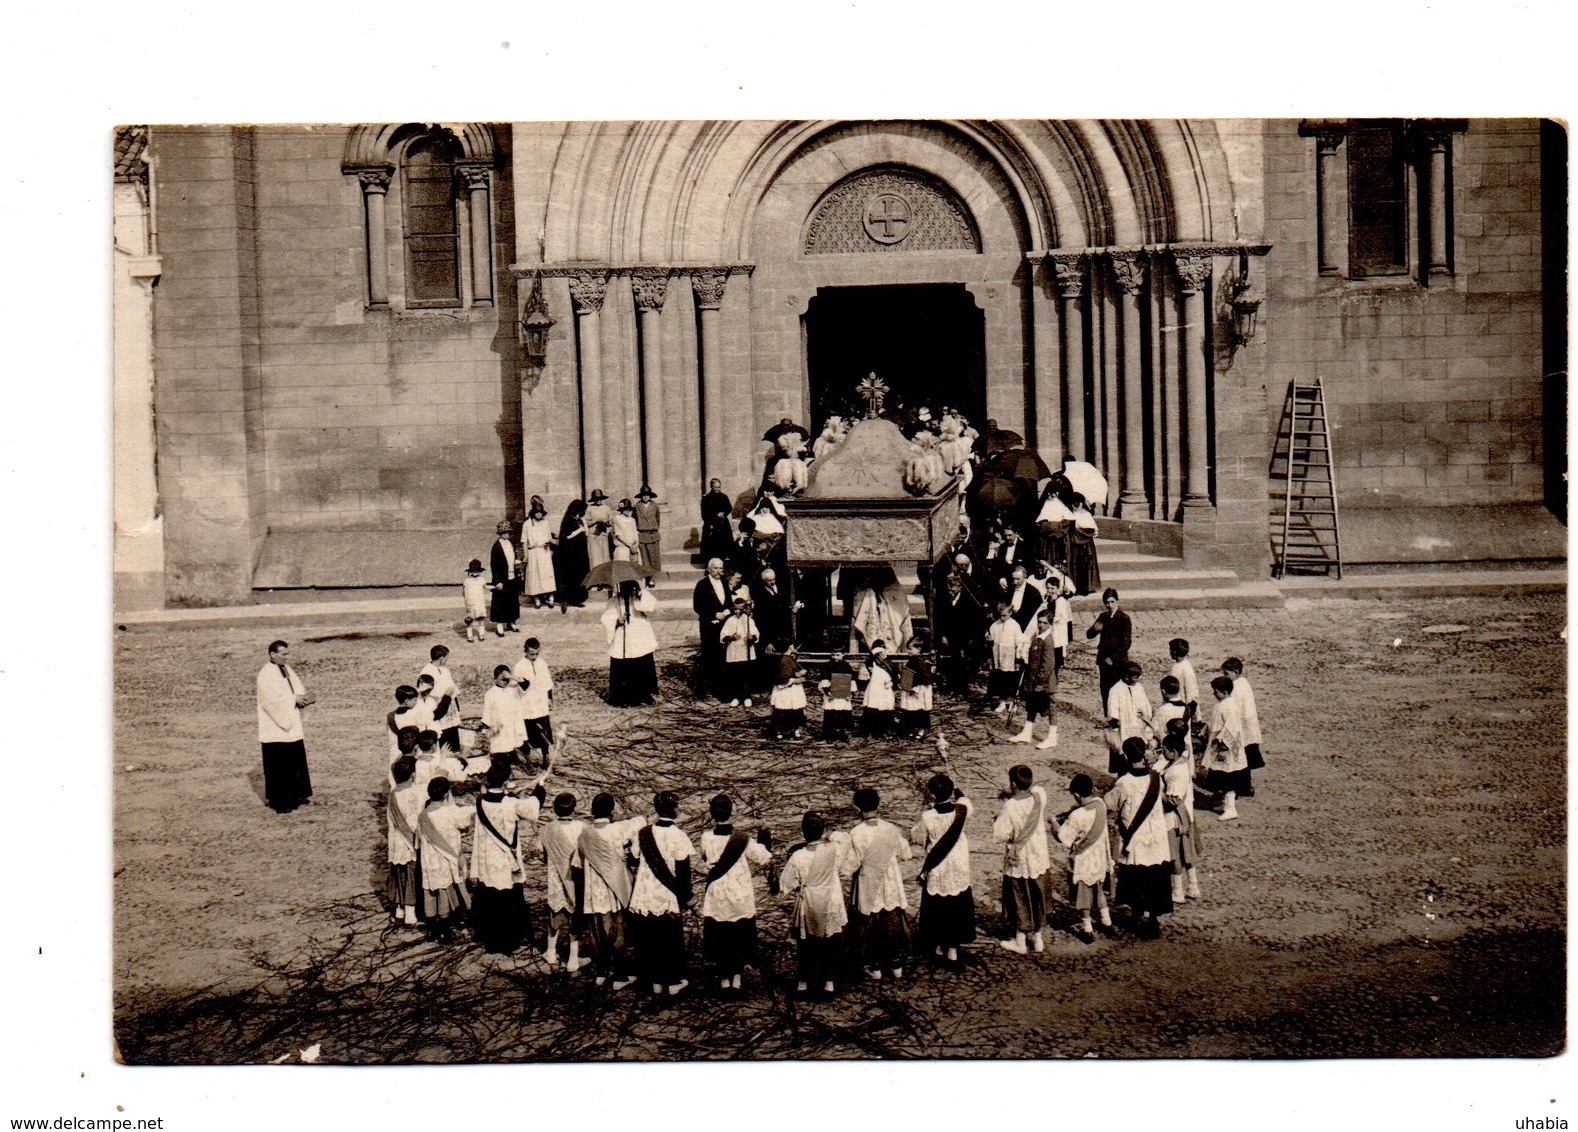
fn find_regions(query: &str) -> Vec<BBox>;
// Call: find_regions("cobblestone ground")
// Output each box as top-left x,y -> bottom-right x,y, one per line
112,592 -> 1566,1062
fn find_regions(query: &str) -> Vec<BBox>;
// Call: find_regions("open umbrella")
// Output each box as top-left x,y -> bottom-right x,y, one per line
1061,460 -> 1109,506
582,560 -> 653,591
986,446 -> 1053,483
984,427 -> 1024,455
969,475 -> 1019,511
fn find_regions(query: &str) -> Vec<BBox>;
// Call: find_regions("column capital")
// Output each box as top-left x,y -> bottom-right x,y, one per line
691,268 -> 731,310
631,268 -> 671,313
1109,251 -> 1147,296
1412,119 -> 1467,152
568,271 -> 609,314
1299,119 -> 1349,154
458,164 -> 492,191
355,167 -> 392,194
1049,254 -> 1086,299
1171,253 -> 1213,295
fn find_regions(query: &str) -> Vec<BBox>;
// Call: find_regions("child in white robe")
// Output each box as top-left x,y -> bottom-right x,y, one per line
1204,675 -> 1250,821
1160,720 -> 1203,902
843,787 -> 913,981
768,652 -> 808,740
1104,660 -> 1153,774
468,759 -> 547,955
700,793 -> 774,993
416,777 -> 474,941
911,774 -> 974,966
1055,773 -> 1112,943
386,755 -> 424,926
818,650 -> 858,742
462,558 -> 489,642
570,792 -> 645,989
626,790 -> 695,996
778,811 -> 848,999
1222,656 -> 1264,787
992,764 -> 1051,954
539,791 -> 590,972
858,643 -> 898,737
1168,638 -> 1200,721
1152,675 -> 1189,759
482,664 -> 527,768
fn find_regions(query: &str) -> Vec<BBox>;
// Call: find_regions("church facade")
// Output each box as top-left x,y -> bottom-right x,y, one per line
114,119 -> 1562,608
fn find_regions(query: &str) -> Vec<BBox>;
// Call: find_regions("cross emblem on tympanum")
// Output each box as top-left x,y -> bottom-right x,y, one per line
863,193 -> 912,245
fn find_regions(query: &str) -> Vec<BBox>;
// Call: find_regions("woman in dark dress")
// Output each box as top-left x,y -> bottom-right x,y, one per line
700,478 -> 735,564
488,520 -> 522,632
554,499 -> 590,610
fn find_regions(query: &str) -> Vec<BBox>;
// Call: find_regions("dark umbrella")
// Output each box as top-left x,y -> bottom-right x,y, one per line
986,446 -> 1053,483
969,475 -> 1019,510
985,428 -> 1024,455
582,560 -> 653,591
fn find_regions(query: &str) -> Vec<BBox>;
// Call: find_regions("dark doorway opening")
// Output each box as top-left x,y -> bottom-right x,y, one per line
804,284 -> 986,428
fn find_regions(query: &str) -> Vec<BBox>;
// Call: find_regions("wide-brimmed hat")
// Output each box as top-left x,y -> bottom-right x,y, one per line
636,484 -> 656,499
589,488 -> 608,501
467,558 -> 483,572
495,520 -> 513,533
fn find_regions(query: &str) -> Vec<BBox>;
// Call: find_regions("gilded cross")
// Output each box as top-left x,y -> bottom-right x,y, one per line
857,372 -> 889,417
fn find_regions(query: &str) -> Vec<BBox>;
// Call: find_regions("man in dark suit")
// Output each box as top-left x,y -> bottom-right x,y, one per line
934,570 -> 985,693
750,567 -> 799,655
1085,586 -> 1133,709
692,557 -> 732,699
991,526 -> 1030,583
1001,564 -> 1043,632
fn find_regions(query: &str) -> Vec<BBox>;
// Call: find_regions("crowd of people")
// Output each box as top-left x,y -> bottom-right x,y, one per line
252,393 -> 1270,997
255,571 -> 1266,999
474,486 -> 666,635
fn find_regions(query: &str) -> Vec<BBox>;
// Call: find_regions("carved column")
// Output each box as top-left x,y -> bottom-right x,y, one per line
1173,253 -> 1214,509
357,169 -> 392,306
1311,126 -> 1347,276
569,272 -> 609,494
1029,258 -> 1063,467
1110,252 -> 1148,511
460,166 -> 494,305
1420,126 -> 1453,277
1051,255 -> 1086,463
692,270 -> 730,485
632,268 -> 670,493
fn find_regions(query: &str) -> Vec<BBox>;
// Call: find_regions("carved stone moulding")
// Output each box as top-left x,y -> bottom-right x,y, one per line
803,167 -> 981,255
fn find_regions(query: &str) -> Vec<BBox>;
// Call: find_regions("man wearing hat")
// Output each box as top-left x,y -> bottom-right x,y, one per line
633,485 -> 662,584
488,520 -> 521,635
584,489 -> 613,569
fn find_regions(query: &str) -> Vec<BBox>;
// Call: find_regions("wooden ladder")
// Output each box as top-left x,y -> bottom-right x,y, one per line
1269,378 -> 1343,579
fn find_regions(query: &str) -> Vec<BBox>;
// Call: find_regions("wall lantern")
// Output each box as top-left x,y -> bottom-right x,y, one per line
519,273 -> 554,390
1225,249 -> 1262,348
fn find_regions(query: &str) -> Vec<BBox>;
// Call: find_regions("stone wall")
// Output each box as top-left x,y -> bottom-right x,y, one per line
1262,119 -> 1546,518
151,125 -> 519,602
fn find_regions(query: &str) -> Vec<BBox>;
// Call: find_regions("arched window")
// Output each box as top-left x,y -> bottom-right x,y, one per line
343,123 -> 498,311
401,133 -> 462,307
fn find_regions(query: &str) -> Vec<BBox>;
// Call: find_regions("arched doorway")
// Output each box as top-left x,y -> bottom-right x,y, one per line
804,283 -> 986,428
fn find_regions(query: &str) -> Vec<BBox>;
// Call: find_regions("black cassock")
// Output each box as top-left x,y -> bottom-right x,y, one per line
700,490 -> 735,564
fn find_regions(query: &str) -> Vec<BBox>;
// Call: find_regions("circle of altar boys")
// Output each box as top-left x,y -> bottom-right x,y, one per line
271,388 -> 1269,1000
